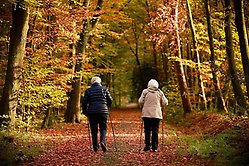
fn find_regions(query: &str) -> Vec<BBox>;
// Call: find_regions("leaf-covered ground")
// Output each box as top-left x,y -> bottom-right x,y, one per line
19,108 -> 249,166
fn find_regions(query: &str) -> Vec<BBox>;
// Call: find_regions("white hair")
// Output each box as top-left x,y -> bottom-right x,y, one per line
91,76 -> 101,84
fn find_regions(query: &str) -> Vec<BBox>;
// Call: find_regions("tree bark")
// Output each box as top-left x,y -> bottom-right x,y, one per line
204,0 -> 228,112
65,0 -> 104,123
152,42 -> 158,79
234,0 -> 249,99
65,75 -> 82,123
224,0 -> 247,109
0,1 -> 29,126
186,0 -> 207,110
175,0 -> 192,115
162,44 -> 169,83
41,107 -> 52,129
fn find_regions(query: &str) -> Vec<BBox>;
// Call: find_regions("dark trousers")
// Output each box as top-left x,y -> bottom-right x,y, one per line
143,117 -> 161,150
88,114 -> 108,150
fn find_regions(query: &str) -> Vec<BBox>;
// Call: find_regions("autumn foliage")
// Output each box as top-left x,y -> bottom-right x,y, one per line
0,0 -> 249,165
10,108 -> 247,166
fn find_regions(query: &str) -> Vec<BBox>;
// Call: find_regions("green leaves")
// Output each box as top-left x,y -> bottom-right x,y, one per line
20,84 -> 68,108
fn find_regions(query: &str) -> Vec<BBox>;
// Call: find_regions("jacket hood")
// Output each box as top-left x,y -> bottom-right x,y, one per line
147,79 -> 159,92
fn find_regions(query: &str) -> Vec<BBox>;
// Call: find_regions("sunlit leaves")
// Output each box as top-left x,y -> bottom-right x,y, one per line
148,1 -> 187,49
169,56 -> 196,68
19,0 -> 86,114
19,84 -> 68,108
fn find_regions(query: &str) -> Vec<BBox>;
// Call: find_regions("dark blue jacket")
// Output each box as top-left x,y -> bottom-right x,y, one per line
82,83 -> 112,115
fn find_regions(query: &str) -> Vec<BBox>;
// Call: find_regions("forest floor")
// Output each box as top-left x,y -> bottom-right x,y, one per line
15,107 -> 249,166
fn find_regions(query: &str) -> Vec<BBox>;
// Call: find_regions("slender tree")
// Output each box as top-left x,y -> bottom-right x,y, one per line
149,0 -> 192,114
0,0 -> 29,126
161,43 -> 170,83
186,0 -> 207,110
65,0 -> 104,123
204,0 -> 227,112
175,0 -> 192,114
234,0 -> 249,99
224,0 -> 247,110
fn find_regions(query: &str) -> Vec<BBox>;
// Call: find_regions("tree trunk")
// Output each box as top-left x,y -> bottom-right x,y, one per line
64,9 -> 78,123
162,44 -> 169,83
27,11 -> 37,50
186,0 -> 207,110
41,107 -> 52,129
152,42 -> 158,79
65,75 -> 82,123
204,0 -> 228,112
124,22 -> 147,86
224,0 -> 247,110
175,0 -> 192,115
0,1 -> 29,126
65,0 -> 104,123
234,0 -> 249,99
186,43 -> 197,110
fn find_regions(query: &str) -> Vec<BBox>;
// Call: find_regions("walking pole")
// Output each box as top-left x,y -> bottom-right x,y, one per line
109,110 -> 117,152
139,120 -> 143,152
87,116 -> 92,150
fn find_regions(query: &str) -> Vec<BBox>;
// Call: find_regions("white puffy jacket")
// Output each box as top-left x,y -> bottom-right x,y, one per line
138,79 -> 168,119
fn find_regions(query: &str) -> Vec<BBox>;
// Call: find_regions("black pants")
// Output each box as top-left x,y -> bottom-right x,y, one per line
88,114 -> 108,151
143,117 -> 161,150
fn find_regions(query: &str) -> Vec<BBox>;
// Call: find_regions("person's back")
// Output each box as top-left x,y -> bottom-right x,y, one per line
82,82 -> 112,115
138,79 -> 168,120
82,76 -> 112,152
138,79 -> 168,152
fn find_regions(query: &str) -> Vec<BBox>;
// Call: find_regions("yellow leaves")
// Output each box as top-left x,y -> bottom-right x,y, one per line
168,56 -> 213,82
108,31 -> 123,40
168,56 -> 196,68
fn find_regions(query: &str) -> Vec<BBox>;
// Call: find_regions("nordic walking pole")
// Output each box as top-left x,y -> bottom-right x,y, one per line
87,116 -> 92,150
109,110 -> 117,152
139,120 -> 143,152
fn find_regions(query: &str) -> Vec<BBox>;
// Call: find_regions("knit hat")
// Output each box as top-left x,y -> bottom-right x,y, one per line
147,79 -> 159,88
91,76 -> 101,84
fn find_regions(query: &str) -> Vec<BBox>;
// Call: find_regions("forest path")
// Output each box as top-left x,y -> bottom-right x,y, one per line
21,108 -> 211,166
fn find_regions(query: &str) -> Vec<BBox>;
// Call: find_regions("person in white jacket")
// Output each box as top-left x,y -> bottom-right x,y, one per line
138,79 -> 168,152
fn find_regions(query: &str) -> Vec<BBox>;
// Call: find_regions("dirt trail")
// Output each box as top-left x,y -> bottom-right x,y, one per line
21,108 -> 211,166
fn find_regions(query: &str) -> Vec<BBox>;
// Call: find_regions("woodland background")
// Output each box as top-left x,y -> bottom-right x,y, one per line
0,0 -> 249,165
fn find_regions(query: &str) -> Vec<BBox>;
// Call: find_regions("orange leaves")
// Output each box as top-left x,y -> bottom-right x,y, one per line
21,109 -> 249,165
148,2 -> 187,49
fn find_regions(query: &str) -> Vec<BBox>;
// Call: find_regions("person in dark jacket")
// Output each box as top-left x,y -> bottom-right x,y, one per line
82,76 -> 113,152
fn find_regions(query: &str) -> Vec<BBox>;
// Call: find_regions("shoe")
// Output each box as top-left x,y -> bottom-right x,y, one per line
152,149 -> 157,152
143,146 -> 150,151
152,146 -> 158,152
93,147 -> 98,152
93,145 -> 99,152
101,141 -> 107,152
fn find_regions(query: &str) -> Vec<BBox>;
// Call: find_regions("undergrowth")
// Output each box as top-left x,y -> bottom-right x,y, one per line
168,110 -> 249,166
177,131 -> 237,165
0,126 -> 53,166
0,131 -> 39,165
